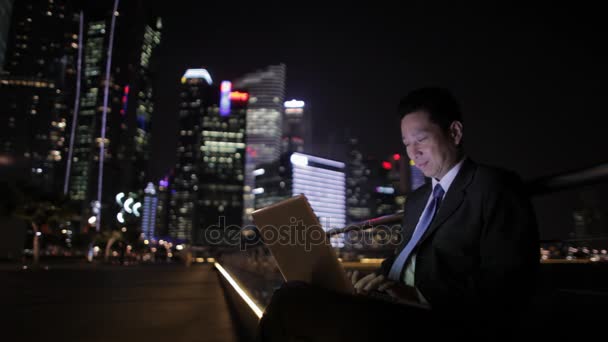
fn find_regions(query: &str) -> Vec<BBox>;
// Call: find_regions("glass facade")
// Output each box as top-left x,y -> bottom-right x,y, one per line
234,64 -> 286,226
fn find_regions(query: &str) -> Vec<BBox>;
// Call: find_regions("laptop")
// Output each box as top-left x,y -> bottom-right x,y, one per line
252,194 -> 355,295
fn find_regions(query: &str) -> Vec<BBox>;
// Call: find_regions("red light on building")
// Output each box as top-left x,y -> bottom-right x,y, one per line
124,85 -> 130,95
230,91 -> 249,102
393,153 -> 401,161
382,161 -> 392,170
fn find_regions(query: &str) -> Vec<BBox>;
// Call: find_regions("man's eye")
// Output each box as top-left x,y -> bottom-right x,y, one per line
417,137 -> 427,143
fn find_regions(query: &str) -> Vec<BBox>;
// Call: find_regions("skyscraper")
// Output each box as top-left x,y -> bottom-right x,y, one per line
255,152 -> 346,247
282,99 -> 311,154
155,174 -> 171,239
141,182 -> 157,241
346,138 -> 373,224
234,64 -> 286,226
170,70 -> 248,246
67,1 -> 162,229
0,0 -> 14,70
0,0 -> 78,194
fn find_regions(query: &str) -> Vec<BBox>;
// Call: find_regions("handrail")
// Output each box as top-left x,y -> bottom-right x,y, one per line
525,162 -> 608,195
326,211 -> 403,237
326,162 -> 607,238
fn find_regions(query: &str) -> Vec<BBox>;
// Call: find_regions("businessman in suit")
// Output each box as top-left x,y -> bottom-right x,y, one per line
257,87 -> 539,341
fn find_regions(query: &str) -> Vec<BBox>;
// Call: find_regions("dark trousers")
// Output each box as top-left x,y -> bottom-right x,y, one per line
256,281 -> 453,342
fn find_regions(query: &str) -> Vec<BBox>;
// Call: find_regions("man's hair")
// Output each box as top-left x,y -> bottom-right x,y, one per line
397,87 -> 463,132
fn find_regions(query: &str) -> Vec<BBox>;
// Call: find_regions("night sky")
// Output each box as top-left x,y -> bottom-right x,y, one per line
149,2 -> 607,239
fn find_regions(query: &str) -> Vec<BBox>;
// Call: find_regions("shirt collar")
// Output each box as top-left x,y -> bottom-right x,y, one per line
431,158 -> 465,194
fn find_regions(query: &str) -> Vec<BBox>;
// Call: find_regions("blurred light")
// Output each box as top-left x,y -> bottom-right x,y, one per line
182,69 -> 213,85
220,81 -> 232,116
207,258 -> 216,263
214,263 -> 263,318
36,232 -> 42,237
144,240 -> 149,245
132,202 -> 142,217
359,258 -> 385,264
409,159 -> 416,166
112,251 -> 118,257
284,99 -> 305,108
124,198 -> 134,213
121,227 -> 127,232
220,81 -> 231,92
253,168 -> 265,176
159,240 -> 165,245
196,258 -> 205,263
93,246 -> 100,252
115,193 -> 125,205
22,266 -> 28,270
229,91 -> 249,102
393,154 -> 401,161
117,212 -> 125,223
382,161 -> 392,170
375,186 -> 395,194
252,188 -> 264,195
151,247 -> 157,253
176,245 -> 184,251
167,253 -> 173,258
290,154 -> 308,167
88,216 -> 97,225
61,229 -> 67,234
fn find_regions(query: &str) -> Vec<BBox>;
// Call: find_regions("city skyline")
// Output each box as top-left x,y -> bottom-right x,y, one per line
1,1 -> 606,242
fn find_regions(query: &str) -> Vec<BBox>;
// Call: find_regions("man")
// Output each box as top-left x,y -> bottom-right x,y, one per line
257,87 -> 539,341
354,87 -> 539,333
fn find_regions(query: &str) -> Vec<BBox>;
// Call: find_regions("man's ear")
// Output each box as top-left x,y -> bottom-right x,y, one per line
449,121 -> 464,146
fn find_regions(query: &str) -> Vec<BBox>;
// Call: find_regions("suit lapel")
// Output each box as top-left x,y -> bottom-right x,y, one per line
418,159 -> 476,245
400,184 -> 431,249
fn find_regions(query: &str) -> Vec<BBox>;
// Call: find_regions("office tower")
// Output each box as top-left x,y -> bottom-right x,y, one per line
155,174 -> 171,238
0,0 -> 78,194
254,152 -> 346,247
0,0 -> 14,70
67,1 -> 162,229
282,99 -> 311,154
346,138 -> 373,224
170,71 -> 247,245
234,64 -> 286,226
141,182 -> 157,241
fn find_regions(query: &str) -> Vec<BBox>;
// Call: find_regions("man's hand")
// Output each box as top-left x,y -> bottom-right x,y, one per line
379,281 -> 420,302
347,270 -> 386,294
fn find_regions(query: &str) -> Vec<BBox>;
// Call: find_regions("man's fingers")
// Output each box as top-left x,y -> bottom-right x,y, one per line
354,273 -> 377,292
363,275 -> 385,292
378,281 -> 395,292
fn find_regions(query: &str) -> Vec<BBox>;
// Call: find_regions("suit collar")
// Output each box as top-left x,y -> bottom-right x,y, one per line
419,158 -> 477,244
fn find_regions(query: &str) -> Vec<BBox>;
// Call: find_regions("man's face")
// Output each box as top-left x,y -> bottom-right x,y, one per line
400,111 -> 462,180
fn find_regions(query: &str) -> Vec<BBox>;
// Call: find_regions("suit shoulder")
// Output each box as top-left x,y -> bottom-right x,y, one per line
473,163 -> 524,191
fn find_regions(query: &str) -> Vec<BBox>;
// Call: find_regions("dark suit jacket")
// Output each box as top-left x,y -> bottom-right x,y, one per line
379,158 -> 539,319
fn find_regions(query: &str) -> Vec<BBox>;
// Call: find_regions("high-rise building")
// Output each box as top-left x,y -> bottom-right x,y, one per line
0,0 -> 78,194
141,182 -> 157,240
170,70 -> 247,246
67,1 -> 162,229
0,0 -> 14,70
234,64 -> 286,226
346,138 -> 373,224
155,174 -> 171,239
255,152 -> 346,247
282,99 -> 311,154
